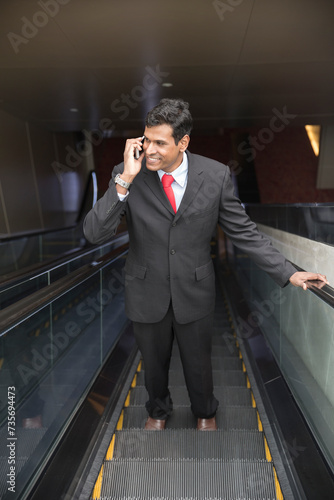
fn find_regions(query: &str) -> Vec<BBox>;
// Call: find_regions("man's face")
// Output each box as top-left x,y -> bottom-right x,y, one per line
143,124 -> 189,173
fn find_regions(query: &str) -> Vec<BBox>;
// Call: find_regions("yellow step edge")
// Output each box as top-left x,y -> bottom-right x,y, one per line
246,375 -> 251,389
257,410 -> 263,432
273,466 -> 284,500
242,361 -> 246,373
106,435 -> 115,460
131,374 -> 137,388
116,410 -> 124,430
92,464 -> 104,500
91,362 -> 142,495
124,392 -> 131,407
251,391 -> 256,408
264,436 -> 273,462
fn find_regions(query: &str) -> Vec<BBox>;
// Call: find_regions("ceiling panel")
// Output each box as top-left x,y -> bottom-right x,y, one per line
240,0 -> 334,63
0,0 -> 333,132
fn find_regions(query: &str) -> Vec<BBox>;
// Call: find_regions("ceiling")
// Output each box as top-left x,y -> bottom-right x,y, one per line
1,0 -> 334,134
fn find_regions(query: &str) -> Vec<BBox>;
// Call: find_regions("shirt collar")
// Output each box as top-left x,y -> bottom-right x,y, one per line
157,152 -> 188,188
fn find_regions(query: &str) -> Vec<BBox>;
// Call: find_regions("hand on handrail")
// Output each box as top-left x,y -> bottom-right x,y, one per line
289,272 -> 329,291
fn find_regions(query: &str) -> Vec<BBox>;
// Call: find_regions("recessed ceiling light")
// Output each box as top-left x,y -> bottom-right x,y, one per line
162,82 -> 173,88
70,107 -> 78,112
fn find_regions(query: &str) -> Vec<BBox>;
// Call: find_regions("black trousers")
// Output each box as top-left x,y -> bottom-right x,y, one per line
133,303 -> 218,420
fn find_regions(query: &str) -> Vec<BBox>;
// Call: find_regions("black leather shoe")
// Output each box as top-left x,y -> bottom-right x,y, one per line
197,417 -> 217,431
144,417 -> 166,430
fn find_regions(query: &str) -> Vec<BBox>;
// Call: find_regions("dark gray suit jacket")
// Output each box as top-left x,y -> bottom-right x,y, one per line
83,151 -> 296,324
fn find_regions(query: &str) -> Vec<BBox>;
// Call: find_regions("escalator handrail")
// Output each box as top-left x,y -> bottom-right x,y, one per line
0,242 -> 129,337
0,232 -> 128,289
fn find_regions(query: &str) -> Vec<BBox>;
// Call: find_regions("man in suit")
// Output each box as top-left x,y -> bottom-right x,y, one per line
84,98 -> 328,431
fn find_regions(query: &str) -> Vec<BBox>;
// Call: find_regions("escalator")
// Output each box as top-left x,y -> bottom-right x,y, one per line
1,203 -> 334,499
83,261 -> 334,500
92,286 -> 283,500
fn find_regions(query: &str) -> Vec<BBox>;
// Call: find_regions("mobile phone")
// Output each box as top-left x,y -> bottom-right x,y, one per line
134,136 -> 145,159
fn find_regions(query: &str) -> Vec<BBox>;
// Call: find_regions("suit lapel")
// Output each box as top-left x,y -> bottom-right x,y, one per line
174,151 -> 204,222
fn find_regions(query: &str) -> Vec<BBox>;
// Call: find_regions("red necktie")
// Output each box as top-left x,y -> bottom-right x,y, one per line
161,174 -> 177,213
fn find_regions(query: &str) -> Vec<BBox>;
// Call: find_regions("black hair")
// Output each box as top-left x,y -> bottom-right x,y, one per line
145,98 -> 193,144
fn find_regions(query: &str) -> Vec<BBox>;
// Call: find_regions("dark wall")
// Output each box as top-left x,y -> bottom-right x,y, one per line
94,127 -> 334,204
0,110 -> 93,237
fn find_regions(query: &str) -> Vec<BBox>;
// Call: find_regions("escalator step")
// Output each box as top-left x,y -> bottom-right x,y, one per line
122,406 -> 259,430
129,386 -> 252,407
136,369 -> 247,387
147,356 -> 243,371
111,429 -> 266,460
100,460 -> 277,499
172,344 -> 239,359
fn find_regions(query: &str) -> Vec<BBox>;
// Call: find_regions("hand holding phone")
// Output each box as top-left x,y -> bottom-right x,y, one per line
122,135 -> 145,184
134,136 -> 145,159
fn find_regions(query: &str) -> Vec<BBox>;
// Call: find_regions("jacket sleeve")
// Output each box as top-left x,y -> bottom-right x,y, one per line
218,167 -> 296,287
83,163 -> 127,244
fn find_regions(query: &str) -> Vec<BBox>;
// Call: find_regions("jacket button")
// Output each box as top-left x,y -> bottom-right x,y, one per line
170,249 -> 175,255
167,275 -> 170,280
172,222 -> 176,227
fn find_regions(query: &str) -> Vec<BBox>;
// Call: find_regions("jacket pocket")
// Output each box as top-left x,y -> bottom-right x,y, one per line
125,260 -> 147,279
195,260 -> 214,281
187,206 -> 216,221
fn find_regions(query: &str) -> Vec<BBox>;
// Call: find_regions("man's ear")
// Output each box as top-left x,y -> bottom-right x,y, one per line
179,134 -> 190,152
